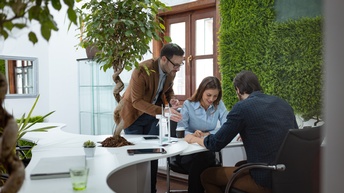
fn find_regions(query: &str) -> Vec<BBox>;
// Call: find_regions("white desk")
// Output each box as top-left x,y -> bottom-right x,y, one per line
19,123 -> 245,193
19,123 -> 189,193
181,140 -> 243,156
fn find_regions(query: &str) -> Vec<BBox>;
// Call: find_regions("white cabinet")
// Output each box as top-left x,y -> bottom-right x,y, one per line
77,59 -> 116,135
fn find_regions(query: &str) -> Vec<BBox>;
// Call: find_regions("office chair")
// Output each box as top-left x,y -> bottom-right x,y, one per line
225,125 -> 323,193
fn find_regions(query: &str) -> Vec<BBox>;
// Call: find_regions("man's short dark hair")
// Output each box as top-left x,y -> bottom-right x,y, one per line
160,43 -> 184,59
233,70 -> 262,95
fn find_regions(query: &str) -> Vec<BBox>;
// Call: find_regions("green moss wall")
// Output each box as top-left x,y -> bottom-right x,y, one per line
219,0 -> 323,122
0,60 -> 5,75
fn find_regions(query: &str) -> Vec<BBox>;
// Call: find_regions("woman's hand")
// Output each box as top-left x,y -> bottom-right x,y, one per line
194,130 -> 210,138
184,133 -> 205,147
184,134 -> 196,143
194,130 -> 203,138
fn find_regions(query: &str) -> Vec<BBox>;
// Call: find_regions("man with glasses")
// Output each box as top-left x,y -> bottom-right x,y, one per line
114,43 -> 184,193
166,56 -> 184,68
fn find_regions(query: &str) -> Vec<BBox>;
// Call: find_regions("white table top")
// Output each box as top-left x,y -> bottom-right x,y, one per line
181,140 -> 243,156
18,123 -> 243,193
18,123 -> 189,193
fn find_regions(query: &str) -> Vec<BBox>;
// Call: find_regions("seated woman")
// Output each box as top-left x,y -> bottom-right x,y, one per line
176,76 -> 228,193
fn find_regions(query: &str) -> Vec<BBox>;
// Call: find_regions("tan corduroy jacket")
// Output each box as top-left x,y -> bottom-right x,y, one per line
115,58 -> 176,129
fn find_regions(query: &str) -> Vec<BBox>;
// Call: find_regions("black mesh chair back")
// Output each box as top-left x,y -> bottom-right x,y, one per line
226,125 -> 323,193
271,126 -> 323,193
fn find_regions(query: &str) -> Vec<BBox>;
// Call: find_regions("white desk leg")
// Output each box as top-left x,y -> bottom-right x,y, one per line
107,162 -> 151,193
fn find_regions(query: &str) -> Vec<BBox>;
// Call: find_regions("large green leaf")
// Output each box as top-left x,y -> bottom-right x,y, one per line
17,95 -> 57,141
1,0 -> 78,44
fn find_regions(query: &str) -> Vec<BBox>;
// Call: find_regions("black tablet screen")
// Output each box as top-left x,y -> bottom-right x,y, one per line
127,148 -> 167,155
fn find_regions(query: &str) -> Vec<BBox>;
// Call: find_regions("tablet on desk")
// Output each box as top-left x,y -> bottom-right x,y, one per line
127,148 -> 167,155
143,136 -> 159,140
30,156 -> 85,180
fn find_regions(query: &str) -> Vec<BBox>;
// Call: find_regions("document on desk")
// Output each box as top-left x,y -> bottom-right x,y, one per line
30,155 -> 86,180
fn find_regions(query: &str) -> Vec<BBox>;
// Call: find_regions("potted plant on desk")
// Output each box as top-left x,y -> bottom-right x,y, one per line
83,140 -> 96,157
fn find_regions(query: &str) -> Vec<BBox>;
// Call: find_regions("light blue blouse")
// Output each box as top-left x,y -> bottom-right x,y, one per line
177,100 -> 228,135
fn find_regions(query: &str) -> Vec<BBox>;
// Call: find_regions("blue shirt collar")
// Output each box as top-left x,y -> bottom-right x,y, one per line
191,101 -> 215,111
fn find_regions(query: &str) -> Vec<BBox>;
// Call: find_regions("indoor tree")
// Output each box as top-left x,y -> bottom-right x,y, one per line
78,0 -> 170,147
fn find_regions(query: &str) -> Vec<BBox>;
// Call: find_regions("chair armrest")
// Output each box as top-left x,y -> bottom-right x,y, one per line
235,160 -> 247,167
233,162 -> 285,173
225,163 -> 286,193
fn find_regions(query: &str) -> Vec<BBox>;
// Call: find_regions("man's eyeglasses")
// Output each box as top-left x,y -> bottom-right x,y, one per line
166,57 -> 184,68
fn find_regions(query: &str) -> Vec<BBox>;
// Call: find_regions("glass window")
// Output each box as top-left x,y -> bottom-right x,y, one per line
196,18 -> 213,55
170,22 -> 186,95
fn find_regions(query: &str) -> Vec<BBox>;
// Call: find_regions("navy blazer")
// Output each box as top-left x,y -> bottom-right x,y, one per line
204,91 -> 298,188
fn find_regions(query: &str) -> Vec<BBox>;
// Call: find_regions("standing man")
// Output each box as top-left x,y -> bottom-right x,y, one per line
115,43 -> 184,193
185,70 -> 298,193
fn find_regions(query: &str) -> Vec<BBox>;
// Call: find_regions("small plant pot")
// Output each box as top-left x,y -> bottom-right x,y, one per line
84,147 -> 95,157
85,45 -> 99,59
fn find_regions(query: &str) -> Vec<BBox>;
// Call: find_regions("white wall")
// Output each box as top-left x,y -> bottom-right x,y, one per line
1,8 -> 84,133
46,8 -> 87,133
1,29 -> 51,118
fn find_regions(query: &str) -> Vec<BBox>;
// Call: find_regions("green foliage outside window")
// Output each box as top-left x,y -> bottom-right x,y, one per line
0,60 -> 5,75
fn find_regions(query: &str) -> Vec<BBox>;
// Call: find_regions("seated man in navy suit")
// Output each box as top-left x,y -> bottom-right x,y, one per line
185,70 -> 298,193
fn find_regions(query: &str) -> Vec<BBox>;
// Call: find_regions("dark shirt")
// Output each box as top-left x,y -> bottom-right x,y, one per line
204,91 -> 298,188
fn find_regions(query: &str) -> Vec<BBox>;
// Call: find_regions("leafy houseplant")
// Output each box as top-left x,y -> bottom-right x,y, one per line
0,74 -> 55,189
14,94 -> 56,167
16,95 -> 57,141
1,94 -> 56,179
83,140 -> 96,157
78,0 -> 170,147
15,112 -> 56,166
0,0 -> 78,44
83,140 -> 95,148
0,94 -> 56,161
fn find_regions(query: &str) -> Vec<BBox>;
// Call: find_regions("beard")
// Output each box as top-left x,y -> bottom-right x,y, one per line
236,90 -> 243,101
